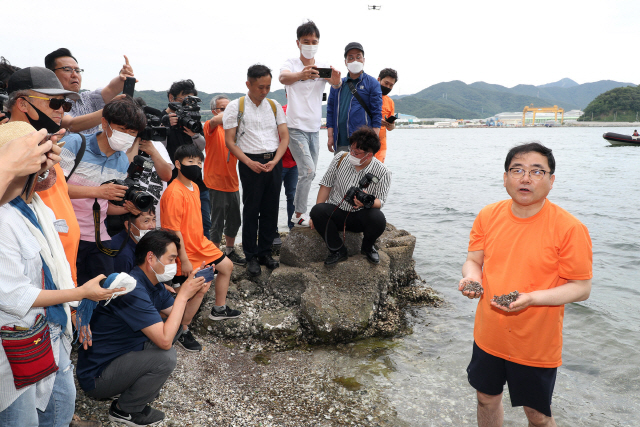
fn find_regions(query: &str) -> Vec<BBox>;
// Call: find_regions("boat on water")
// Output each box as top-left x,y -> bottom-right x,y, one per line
602,132 -> 640,146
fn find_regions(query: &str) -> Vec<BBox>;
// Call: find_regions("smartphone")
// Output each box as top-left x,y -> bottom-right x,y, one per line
194,266 -> 215,282
123,77 -> 136,97
386,114 -> 398,124
315,67 -> 332,79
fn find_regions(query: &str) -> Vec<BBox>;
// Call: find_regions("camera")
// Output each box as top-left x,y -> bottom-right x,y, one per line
0,87 -> 10,120
127,154 -> 154,181
166,95 -> 202,133
102,154 -> 154,212
138,107 -> 167,141
345,173 -> 379,209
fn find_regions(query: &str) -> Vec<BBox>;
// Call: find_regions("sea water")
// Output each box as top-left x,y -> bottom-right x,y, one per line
277,127 -> 640,426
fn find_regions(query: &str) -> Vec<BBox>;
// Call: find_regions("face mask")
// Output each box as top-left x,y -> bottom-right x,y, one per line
34,167 -> 57,193
347,61 -> 364,74
179,163 -> 202,182
24,102 -> 61,134
151,257 -> 177,283
107,123 -> 136,152
131,223 -> 151,242
348,153 -> 368,167
380,85 -> 392,96
300,44 -> 318,59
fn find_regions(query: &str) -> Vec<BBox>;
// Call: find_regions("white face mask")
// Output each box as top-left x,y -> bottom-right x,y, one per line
132,225 -> 151,242
300,44 -> 318,59
107,123 -> 136,152
347,60 -> 364,74
348,153 -> 367,166
151,258 -> 177,283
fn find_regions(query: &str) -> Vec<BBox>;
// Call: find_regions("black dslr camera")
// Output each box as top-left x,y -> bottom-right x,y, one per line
0,87 -> 10,120
345,173 -> 379,209
138,107 -> 167,141
101,155 -> 154,212
165,95 -> 202,133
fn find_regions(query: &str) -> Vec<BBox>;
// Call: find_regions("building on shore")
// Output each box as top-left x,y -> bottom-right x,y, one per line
488,110 -> 584,126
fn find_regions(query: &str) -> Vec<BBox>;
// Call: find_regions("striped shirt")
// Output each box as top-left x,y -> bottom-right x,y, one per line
65,88 -> 105,135
0,203 -> 67,412
222,95 -> 286,154
319,153 -> 392,212
59,132 -> 129,241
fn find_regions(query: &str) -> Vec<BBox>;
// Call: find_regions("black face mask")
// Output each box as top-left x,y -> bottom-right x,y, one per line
380,84 -> 392,96
24,100 -> 61,134
179,163 -> 202,182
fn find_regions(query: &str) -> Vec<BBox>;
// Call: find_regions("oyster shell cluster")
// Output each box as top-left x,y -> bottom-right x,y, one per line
492,290 -> 520,308
461,280 -> 484,295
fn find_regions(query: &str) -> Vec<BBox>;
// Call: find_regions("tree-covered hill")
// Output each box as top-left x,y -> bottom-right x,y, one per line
579,85 -> 640,121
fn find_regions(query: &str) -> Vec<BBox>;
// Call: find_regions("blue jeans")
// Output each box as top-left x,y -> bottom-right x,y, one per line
200,187 -> 212,241
287,129 -> 319,214
0,335 -> 75,427
281,165 -> 298,229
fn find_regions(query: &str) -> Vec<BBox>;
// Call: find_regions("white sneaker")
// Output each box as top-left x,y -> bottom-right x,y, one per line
291,213 -> 310,227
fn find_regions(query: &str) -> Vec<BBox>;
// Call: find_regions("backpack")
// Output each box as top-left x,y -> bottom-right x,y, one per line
229,96 -> 278,161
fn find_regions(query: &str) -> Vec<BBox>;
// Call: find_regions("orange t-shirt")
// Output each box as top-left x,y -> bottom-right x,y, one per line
468,199 -> 592,368
203,120 -> 238,192
375,95 -> 394,162
160,179 -> 223,272
37,163 -> 81,285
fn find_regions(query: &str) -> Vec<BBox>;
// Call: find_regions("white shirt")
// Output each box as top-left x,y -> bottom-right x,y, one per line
223,95 -> 286,154
0,203 -> 67,412
281,58 -> 329,133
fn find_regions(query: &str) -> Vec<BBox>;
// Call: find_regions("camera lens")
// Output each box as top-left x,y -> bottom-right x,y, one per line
128,190 -> 153,212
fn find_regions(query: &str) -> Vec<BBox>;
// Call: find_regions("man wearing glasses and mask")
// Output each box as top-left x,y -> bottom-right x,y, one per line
309,127 -> 391,266
326,42 -> 382,155
458,143 -> 592,426
45,48 -> 135,134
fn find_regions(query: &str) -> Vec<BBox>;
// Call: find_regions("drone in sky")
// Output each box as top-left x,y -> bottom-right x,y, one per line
368,5 -> 381,10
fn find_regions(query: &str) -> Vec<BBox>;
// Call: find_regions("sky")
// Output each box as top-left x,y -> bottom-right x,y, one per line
4,0 -> 639,97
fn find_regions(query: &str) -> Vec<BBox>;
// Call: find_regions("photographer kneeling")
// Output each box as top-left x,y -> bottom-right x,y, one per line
309,126 -> 391,265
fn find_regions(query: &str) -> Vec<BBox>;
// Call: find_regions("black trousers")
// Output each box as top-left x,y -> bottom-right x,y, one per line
238,155 -> 282,260
309,203 -> 386,251
76,240 -> 115,286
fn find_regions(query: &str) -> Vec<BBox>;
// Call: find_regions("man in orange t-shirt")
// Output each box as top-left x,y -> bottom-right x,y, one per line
459,142 -> 592,426
203,95 -> 245,265
376,68 -> 397,163
161,144 -> 241,351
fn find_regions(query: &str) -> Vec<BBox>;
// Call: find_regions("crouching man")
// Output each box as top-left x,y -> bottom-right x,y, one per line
76,230 -> 210,426
309,127 -> 391,265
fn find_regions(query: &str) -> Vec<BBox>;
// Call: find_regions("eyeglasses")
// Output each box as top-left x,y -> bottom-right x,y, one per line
21,96 -> 73,112
349,147 -> 368,157
53,66 -> 84,74
214,107 -> 226,111
508,168 -> 549,181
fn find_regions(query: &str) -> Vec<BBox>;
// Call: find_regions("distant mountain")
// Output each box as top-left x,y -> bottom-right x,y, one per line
579,85 -> 640,122
393,79 -> 636,119
537,78 -> 579,89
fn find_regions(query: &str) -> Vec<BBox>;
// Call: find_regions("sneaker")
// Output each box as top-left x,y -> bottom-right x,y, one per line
108,399 -> 164,427
208,306 -> 242,321
226,249 -> 247,266
291,212 -> 310,227
272,235 -> 283,246
177,329 -> 202,352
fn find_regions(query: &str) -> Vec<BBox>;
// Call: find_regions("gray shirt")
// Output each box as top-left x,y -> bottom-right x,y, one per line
66,87 -> 106,135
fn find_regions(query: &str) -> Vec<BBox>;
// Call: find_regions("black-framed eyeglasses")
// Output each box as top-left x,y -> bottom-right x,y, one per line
508,168 -> 549,181
21,96 -> 73,112
53,66 -> 84,74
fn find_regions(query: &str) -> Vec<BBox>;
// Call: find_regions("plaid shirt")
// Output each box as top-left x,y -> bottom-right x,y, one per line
65,88 -> 105,135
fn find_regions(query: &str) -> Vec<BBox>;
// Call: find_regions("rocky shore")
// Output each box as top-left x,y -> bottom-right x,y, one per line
73,225 -> 440,426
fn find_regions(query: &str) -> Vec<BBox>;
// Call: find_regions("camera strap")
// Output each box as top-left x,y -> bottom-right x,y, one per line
346,80 -> 373,121
92,199 -> 129,257
65,133 -> 86,182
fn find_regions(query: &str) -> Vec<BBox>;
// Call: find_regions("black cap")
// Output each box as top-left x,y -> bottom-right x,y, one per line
344,42 -> 364,58
7,67 -> 79,100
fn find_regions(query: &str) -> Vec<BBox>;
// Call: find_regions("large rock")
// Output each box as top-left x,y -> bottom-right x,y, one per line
267,266 -> 318,306
300,251 -> 390,342
279,227 -> 363,267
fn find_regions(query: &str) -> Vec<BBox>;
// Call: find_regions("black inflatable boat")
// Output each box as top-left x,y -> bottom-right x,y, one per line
602,132 -> 640,146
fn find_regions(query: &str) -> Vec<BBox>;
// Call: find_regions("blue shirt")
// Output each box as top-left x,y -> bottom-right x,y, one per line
76,266 -> 174,391
59,132 -> 129,242
337,79 -> 354,147
111,230 -> 137,274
